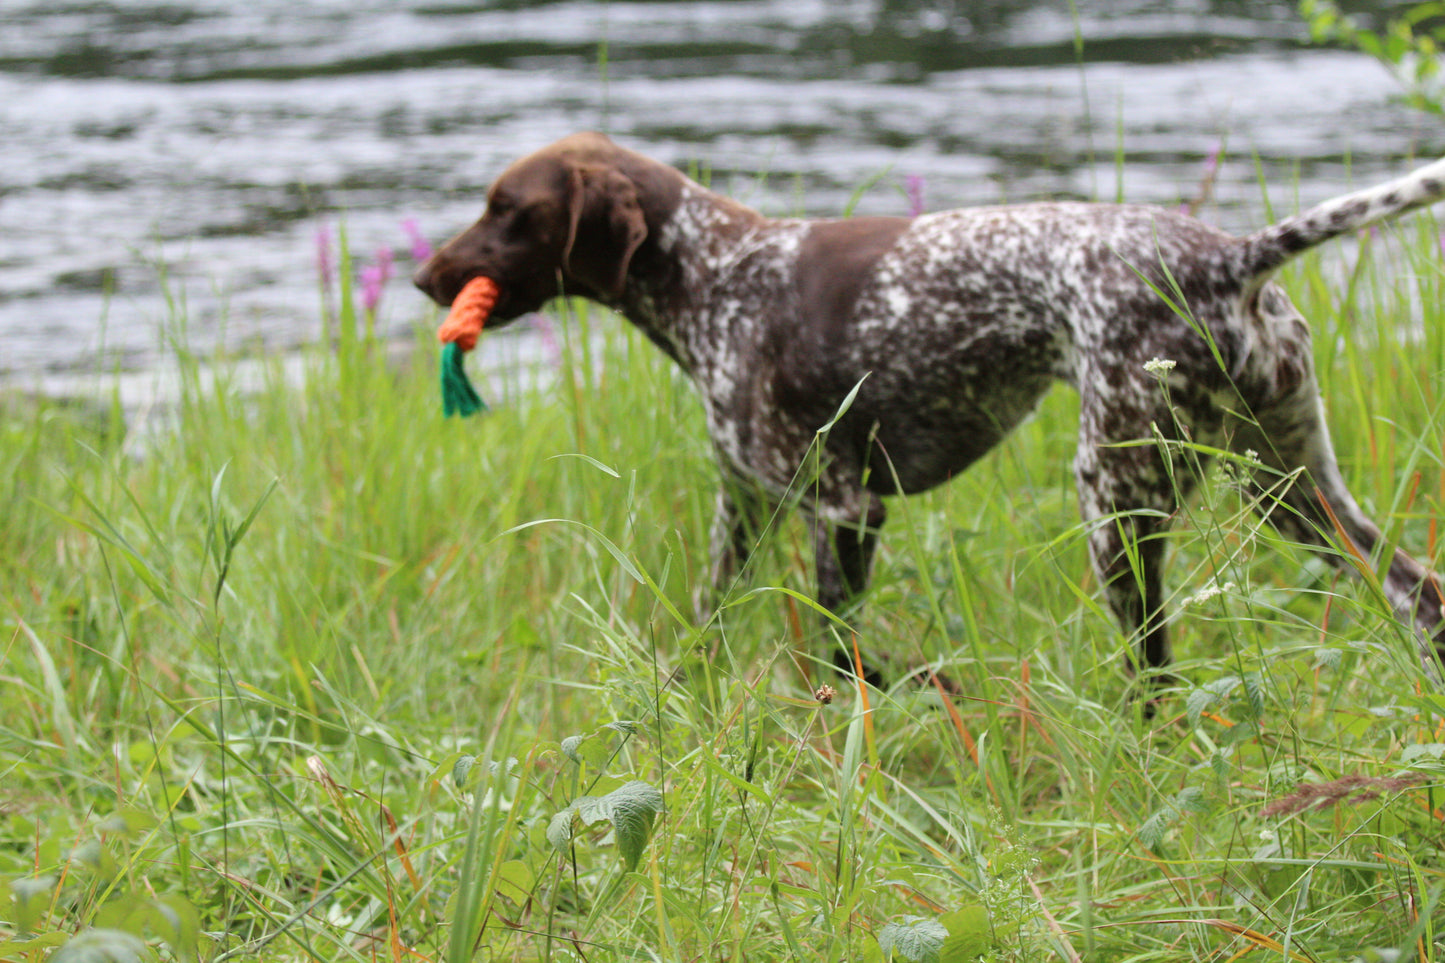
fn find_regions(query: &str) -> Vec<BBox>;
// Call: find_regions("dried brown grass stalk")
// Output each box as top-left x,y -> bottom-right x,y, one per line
1261,774 -> 1427,817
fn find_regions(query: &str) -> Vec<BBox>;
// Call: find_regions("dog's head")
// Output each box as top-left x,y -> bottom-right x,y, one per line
413,132 -> 655,325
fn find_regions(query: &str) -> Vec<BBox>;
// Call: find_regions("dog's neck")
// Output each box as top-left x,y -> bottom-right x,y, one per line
618,178 -> 796,374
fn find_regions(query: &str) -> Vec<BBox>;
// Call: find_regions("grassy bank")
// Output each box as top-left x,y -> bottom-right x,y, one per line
4,201 -> 1445,961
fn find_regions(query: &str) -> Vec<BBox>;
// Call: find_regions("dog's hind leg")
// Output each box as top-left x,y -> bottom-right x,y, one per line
1231,388 -> 1445,663
1073,378 -> 1198,677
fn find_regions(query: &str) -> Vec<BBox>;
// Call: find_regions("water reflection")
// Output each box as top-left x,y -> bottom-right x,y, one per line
0,0 -> 1435,377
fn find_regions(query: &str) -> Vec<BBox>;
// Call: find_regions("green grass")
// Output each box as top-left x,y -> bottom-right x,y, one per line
4,204 -> 1445,962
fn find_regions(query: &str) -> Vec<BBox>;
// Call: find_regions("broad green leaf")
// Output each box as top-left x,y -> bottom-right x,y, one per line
565,780 -> 664,871
50,929 -> 149,963
149,895 -> 202,958
94,810 -> 155,837
0,933 -> 69,955
560,731 -> 617,770
495,860 -> 535,904
9,876 -> 56,935
560,735 -> 586,763
1138,786 -> 1209,851
95,894 -> 201,959
1187,675 -> 1241,727
1242,671 -> 1266,720
1186,686 -> 1223,728
546,809 -> 576,853
1402,743 -> 1445,762
938,904 -> 993,961
452,754 -> 476,788
878,916 -> 947,963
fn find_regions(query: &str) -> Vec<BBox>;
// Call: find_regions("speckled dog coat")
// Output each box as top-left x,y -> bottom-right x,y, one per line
415,132 -> 1445,686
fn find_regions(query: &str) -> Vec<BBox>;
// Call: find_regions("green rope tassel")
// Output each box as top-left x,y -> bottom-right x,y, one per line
440,341 -> 487,417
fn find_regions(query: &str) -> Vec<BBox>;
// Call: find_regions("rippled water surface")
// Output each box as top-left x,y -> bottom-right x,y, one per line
1,0 -> 1438,378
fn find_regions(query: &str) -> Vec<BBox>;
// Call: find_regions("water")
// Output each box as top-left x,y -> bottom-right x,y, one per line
1,0 -> 1439,383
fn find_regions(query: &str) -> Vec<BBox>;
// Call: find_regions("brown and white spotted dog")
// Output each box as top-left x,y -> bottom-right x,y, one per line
415,131 -> 1445,687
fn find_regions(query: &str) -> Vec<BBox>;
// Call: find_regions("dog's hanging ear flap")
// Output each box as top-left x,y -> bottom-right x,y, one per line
562,165 -> 648,299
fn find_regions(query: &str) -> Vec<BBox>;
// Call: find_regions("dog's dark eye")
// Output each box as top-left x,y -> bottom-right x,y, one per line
502,204 -> 537,238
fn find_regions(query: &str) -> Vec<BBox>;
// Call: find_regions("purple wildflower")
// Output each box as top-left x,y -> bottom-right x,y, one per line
1181,141 -> 1225,214
1201,141 -> 1223,180
315,225 -> 334,288
402,218 -> 433,262
359,246 -> 393,315
905,174 -> 926,217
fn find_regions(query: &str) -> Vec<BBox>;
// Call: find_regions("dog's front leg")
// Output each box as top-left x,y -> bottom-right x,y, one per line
696,476 -> 773,622
813,493 -> 887,686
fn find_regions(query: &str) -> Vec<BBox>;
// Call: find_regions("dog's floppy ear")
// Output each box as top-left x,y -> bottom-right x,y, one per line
562,165 -> 648,298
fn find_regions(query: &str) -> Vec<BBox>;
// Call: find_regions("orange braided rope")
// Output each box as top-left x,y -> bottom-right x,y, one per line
436,276 -> 500,417
437,276 -> 500,352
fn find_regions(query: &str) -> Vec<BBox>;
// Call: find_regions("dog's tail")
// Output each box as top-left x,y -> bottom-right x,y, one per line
1235,156 -> 1445,282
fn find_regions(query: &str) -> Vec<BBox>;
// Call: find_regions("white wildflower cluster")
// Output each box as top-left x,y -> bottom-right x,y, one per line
1143,357 -> 1176,375
1215,448 -> 1263,490
1183,578 -> 1237,607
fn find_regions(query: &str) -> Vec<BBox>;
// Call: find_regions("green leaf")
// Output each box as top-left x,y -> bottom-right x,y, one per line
452,754 -> 476,788
1187,675 -> 1240,728
546,809 -> 575,853
1241,671 -> 1266,720
1220,719 -> 1261,747
148,895 -> 202,958
700,753 -> 773,804
938,904 -> 993,961
560,732 -> 614,770
0,933 -> 70,956
95,894 -> 201,959
561,780 -> 665,871
68,839 -> 116,879
560,734 -> 586,764
587,781 -> 663,872
50,929 -> 149,963
9,875 -> 57,935
226,476 -> 278,555
495,859 -> 534,905
1402,743 -> 1445,763
1186,686 -> 1222,728
878,916 -> 948,963
1176,785 -> 1211,815
561,726 -> 629,770
94,810 -> 155,837
1137,786 -> 1210,852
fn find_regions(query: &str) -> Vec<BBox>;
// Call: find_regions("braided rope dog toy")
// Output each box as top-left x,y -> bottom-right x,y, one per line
435,276 -> 500,417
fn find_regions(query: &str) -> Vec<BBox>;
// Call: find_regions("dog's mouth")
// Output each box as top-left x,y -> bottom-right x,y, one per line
473,273 -> 561,324
470,282 -> 530,325
416,257 -> 556,324
427,274 -> 513,324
